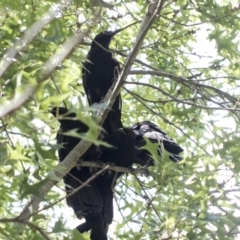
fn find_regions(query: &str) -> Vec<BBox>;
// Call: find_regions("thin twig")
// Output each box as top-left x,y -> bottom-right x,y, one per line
20,165 -> 110,221
0,0 -> 74,78
25,221 -> 51,240
125,81 -> 240,111
128,70 -> 238,104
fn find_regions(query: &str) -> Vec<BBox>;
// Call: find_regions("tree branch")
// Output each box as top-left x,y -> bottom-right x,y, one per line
19,165 -> 110,221
25,221 -> 51,240
128,70 -> 238,105
0,29 -> 96,118
0,218 -> 50,240
0,0 -> 74,79
125,80 -> 240,112
75,161 -> 149,175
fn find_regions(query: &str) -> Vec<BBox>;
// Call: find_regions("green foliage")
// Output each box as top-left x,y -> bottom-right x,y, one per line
0,0 -> 240,239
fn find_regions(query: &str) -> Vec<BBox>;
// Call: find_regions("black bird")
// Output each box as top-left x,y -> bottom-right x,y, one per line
131,121 -> 184,166
82,23 -> 137,134
51,107 -> 107,240
51,107 -> 136,239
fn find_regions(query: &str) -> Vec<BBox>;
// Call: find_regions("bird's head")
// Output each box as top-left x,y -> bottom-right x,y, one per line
91,21 -> 139,50
91,29 -> 123,49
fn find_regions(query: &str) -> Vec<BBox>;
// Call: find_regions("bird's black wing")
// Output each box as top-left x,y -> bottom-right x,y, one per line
98,128 -> 136,167
131,121 -> 184,166
51,107 -> 107,239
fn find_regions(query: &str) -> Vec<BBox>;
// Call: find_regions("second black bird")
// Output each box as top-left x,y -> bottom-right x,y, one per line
131,121 -> 184,166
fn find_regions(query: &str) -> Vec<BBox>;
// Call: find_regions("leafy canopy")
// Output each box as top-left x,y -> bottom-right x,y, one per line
0,0 -> 240,239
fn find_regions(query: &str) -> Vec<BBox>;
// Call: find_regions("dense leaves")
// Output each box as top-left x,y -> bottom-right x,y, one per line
0,0 -> 240,239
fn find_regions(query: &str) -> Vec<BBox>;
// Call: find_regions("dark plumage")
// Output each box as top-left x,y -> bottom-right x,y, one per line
82,29 -> 124,134
51,107 -> 107,240
51,107 -> 136,239
83,30 -> 122,105
131,121 -> 184,166
99,128 -> 136,167
95,128 -> 136,229
77,209 -> 107,240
